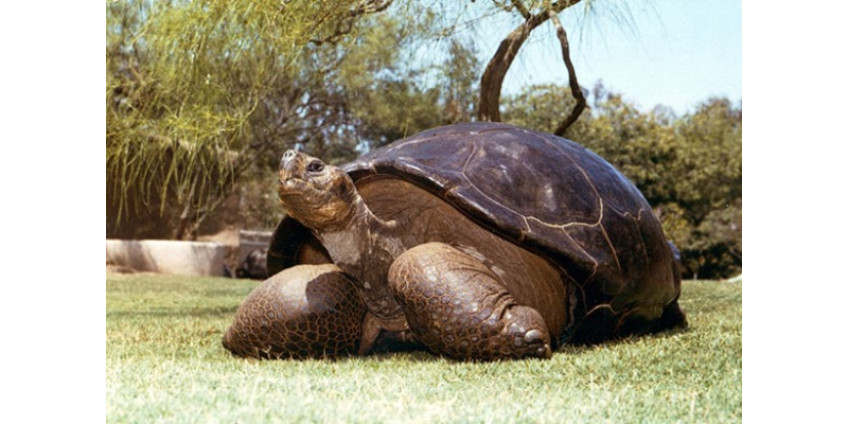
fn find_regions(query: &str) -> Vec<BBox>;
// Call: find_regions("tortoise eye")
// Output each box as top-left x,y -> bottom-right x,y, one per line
306,160 -> 325,173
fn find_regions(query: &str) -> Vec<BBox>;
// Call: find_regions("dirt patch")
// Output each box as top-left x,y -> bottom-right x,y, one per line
106,263 -> 138,274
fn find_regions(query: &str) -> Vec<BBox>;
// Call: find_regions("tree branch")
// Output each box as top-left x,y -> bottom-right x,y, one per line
510,0 -> 531,20
478,0 -> 582,122
310,0 -> 394,46
549,8 -> 586,136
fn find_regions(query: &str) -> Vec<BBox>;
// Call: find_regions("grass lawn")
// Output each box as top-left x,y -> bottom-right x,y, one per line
106,273 -> 741,423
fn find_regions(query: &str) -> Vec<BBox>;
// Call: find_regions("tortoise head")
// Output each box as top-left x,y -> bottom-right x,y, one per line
278,150 -> 359,231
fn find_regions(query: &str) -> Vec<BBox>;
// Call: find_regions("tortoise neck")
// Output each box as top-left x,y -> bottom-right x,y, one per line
314,195 -> 397,265
313,193 -> 405,319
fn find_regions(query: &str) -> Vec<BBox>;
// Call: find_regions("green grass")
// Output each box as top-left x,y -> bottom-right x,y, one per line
106,274 -> 741,423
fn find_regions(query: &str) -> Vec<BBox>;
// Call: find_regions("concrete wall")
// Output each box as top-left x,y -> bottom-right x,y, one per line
237,230 -> 272,261
106,239 -> 228,276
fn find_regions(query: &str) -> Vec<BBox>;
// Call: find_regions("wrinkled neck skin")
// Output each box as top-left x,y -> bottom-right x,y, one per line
312,193 -> 407,326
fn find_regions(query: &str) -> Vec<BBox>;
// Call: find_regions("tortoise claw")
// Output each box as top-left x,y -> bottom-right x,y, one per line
507,321 -> 552,359
521,329 -> 552,359
524,329 -> 544,344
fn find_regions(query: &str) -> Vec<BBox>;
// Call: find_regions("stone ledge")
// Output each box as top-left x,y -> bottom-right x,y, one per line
106,239 -> 227,276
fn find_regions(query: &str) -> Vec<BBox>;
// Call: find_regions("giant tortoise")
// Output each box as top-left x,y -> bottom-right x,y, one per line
223,122 -> 687,360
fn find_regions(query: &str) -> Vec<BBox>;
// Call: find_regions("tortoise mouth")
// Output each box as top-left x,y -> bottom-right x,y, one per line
279,176 -> 307,194
279,168 -> 305,185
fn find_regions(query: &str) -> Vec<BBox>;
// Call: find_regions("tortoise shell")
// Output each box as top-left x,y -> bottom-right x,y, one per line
269,122 -> 680,323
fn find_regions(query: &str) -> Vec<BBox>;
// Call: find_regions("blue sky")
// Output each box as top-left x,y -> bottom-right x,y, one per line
472,0 -> 742,115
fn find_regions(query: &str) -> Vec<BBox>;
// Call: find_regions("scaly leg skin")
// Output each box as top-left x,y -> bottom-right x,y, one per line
223,264 -> 366,359
388,242 -> 552,360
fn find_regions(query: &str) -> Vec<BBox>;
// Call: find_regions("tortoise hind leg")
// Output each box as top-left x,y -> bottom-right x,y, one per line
652,298 -> 688,333
388,242 -> 552,360
223,264 -> 366,359
569,298 -> 687,344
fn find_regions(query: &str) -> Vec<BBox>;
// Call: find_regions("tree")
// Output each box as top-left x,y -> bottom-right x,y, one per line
106,0 -> 396,239
501,83 -> 585,136
347,36 -> 481,147
477,0 -> 587,136
440,39 -> 481,125
671,98 -> 742,278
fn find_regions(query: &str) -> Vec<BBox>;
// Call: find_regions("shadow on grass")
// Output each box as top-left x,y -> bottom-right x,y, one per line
220,325 -> 696,365
554,325 -> 692,355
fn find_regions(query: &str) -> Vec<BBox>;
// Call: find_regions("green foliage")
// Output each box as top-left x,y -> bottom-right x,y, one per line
106,0 -> 399,237
503,84 -> 742,279
106,1 -> 481,238
337,12 -> 443,147
439,39 -> 480,124
343,23 -> 481,147
107,274 -> 740,423
109,0 -> 313,194
501,84 -> 582,135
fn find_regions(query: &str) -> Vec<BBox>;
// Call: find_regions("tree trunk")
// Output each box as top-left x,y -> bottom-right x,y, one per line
174,178 -> 198,241
478,1 -> 584,127
478,23 -> 533,123
549,9 -> 586,136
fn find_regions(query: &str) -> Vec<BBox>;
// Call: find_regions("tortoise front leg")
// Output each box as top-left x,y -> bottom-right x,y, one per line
223,264 -> 366,359
388,242 -> 552,360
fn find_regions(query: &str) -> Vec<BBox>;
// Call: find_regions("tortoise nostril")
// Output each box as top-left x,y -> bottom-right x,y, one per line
281,150 -> 298,170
